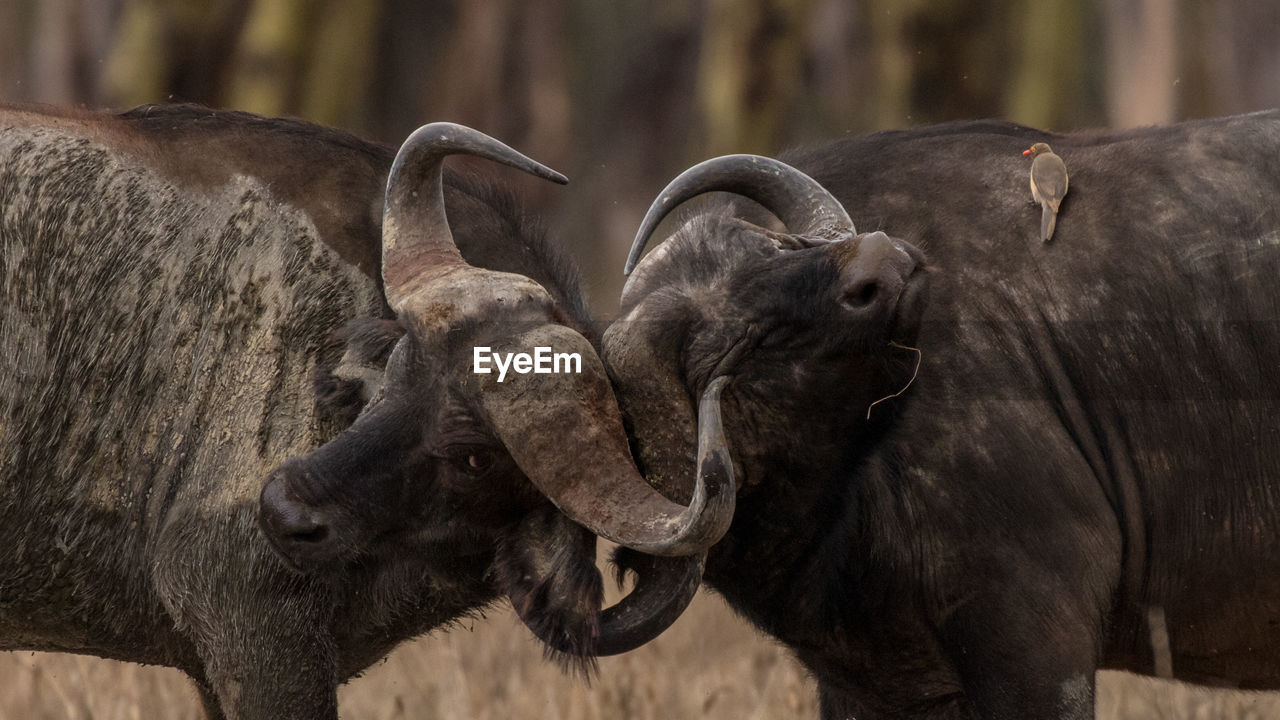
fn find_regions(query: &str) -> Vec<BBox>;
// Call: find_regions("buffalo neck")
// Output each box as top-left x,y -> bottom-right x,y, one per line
702,418 -> 901,641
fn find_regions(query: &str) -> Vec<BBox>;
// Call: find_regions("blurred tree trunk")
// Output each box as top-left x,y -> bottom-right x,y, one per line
298,0 -> 382,130
1193,1 -> 1280,117
5,0 -> 122,106
864,0 -> 917,130
803,0 -> 865,133
221,0 -> 380,129
0,0 -> 34,100
104,0 -> 248,108
1105,0 -> 1177,127
699,0 -> 815,155
32,0 -> 79,103
812,0 -> 1037,132
436,0 -> 514,133
225,0 -> 317,116
518,0 -> 572,171
907,0 -> 1026,125
1006,0 -> 1088,129
368,0 -> 455,143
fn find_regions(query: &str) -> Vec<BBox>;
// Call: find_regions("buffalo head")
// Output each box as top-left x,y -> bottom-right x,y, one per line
604,155 -> 927,515
258,124 -> 735,659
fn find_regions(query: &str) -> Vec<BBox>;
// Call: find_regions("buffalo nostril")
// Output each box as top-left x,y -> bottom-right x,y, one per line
844,279 -> 880,308
289,523 -> 329,545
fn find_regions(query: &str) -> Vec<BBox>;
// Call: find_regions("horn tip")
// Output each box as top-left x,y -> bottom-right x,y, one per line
624,222 -> 658,276
623,239 -> 648,275
533,165 -> 568,185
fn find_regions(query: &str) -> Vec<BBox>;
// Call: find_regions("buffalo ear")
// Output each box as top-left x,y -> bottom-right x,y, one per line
313,317 -> 406,428
730,219 -> 831,251
492,504 -> 604,675
727,217 -> 803,251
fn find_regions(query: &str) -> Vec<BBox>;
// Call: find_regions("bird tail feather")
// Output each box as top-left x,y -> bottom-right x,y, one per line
1041,205 -> 1057,242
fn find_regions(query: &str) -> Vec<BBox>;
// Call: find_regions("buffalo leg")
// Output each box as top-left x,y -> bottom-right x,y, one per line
939,591 -> 1101,720
174,580 -> 340,720
154,512 -> 340,720
195,680 -> 229,720
198,641 -> 339,720
818,679 -> 976,720
818,681 -> 855,720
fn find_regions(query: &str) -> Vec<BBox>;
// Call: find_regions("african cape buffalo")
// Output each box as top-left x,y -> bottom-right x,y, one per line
0,104 -> 729,720
604,111 -> 1280,719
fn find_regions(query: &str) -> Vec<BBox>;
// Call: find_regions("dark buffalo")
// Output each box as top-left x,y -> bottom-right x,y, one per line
0,104 -> 730,720
603,111 -> 1280,719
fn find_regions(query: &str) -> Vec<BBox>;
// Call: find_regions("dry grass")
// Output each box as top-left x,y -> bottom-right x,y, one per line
3,590 -> 1280,719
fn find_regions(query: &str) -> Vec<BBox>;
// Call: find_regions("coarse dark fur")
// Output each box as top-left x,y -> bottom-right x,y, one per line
606,111 -> 1280,719
0,104 -> 595,719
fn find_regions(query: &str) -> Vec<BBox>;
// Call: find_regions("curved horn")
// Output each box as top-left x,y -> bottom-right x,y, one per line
530,552 -> 706,657
478,325 -> 735,556
382,122 -> 567,308
623,154 -> 853,275
593,552 -> 704,655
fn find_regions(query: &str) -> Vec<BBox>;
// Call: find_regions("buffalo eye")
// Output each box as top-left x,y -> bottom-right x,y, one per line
448,447 -> 494,476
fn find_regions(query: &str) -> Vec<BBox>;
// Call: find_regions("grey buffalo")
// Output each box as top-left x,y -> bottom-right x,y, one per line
603,111 -> 1280,719
0,104 -> 730,720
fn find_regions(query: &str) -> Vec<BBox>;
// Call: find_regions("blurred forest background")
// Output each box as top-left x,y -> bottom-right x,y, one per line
2,0 -> 1278,309
2,1 -> 1280,718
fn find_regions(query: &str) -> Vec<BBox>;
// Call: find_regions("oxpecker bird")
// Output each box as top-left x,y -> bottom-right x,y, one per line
1024,142 -> 1068,242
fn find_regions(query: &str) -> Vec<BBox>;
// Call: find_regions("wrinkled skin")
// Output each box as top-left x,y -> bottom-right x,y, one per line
0,105 -> 593,720
606,112 -> 1280,719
